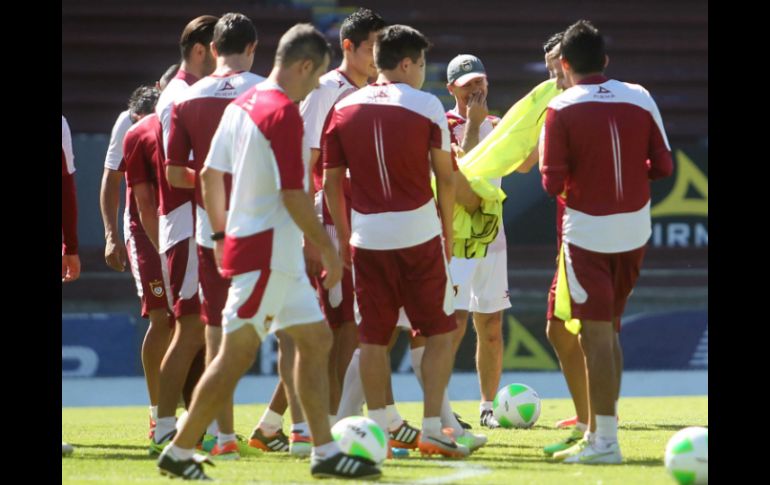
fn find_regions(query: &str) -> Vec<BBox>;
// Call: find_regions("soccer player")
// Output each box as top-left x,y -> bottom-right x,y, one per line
100,79 -> 176,441
540,20 -> 672,464
151,15 -> 219,455
323,24 -> 469,458
165,12 -> 267,459
62,114 -> 79,457
157,24 -> 381,480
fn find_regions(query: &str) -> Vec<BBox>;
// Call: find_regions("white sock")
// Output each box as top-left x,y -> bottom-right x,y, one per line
584,430 -> 595,443
480,401 -> 493,412
336,349 -> 365,420
155,417 -> 177,442
386,404 -> 404,431
595,415 -> 618,447
576,421 -> 588,433
168,444 -> 194,461
368,408 -> 389,434
218,432 -> 236,446
149,406 -> 158,422
422,416 -> 442,439
292,422 -> 309,436
441,389 -> 463,434
206,420 -> 219,437
259,408 -> 283,435
312,441 -> 342,460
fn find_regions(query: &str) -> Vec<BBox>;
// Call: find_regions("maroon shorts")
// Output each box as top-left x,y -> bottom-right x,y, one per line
165,238 -> 200,319
126,231 -> 173,322
352,236 -> 456,345
198,245 -> 230,327
547,242 -> 646,332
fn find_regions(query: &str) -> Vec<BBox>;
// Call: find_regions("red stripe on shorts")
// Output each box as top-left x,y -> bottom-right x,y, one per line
237,269 -> 271,319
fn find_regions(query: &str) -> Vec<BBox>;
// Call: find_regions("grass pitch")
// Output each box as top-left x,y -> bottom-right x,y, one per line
62,396 -> 706,484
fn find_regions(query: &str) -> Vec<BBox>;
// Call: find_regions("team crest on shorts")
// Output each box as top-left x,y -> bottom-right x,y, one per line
149,280 -> 165,298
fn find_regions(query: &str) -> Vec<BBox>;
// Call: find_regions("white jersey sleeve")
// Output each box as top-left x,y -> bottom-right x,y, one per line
103,110 -> 133,171
300,85 -> 337,150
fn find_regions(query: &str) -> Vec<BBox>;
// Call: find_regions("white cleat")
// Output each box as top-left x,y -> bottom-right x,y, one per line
562,440 -> 623,464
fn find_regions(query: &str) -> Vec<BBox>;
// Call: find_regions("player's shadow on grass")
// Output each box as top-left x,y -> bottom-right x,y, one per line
621,423 -> 707,431
68,452 -> 153,461
69,443 -> 146,450
483,443 -> 541,449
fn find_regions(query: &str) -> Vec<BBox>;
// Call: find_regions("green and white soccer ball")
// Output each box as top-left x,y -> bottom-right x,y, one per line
331,416 -> 388,466
493,383 -> 541,428
665,427 -> 708,484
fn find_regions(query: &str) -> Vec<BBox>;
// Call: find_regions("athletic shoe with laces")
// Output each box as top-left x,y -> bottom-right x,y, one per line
290,430 -> 312,457
417,434 -> 470,458
388,420 -> 420,449
454,412 -> 472,430
149,428 -> 176,457
249,427 -> 290,452
479,409 -> 500,429
209,440 -> 240,460
442,427 -> 487,452
157,447 -> 214,480
310,452 -> 382,480
544,427 -> 584,456
562,440 -> 622,464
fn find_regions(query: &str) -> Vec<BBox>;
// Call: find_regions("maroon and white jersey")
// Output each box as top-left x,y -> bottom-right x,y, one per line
204,82 -> 307,278
446,109 -> 507,253
323,82 -> 451,250
155,69 -> 199,253
300,69 -> 357,224
541,75 -> 673,253
166,70 -> 265,249
122,114 -> 164,237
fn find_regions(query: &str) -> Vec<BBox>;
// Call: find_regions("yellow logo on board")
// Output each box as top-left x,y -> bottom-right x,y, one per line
650,150 -> 708,218
502,315 -> 558,370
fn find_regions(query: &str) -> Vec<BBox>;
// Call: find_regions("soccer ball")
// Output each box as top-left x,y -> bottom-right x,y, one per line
664,427 -> 708,484
492,383 -> 541,428
331,416 -> 388,466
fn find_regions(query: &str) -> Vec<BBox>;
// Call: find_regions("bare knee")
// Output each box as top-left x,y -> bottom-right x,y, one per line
474,312 -> 502,346
292,322 -> 333,357
546,319 -> 577,351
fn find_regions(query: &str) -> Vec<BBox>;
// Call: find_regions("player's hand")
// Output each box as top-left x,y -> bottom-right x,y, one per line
320,244 -> 343,290
443,236 -> 452,263
104,237 -> 127,272
62,254 -> 81,283
338,237 -> 353,270
466,91 -> 488,127
214,240 -> 224,273
303,239 -> 323,278
451,142 -> 466,159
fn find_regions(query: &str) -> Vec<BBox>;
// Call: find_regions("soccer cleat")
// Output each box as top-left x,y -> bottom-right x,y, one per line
149,416 -> 157,440
157,447 -> 214,480
290,431 -> 312,457
391,447 -> 409,458
562,440 -> 623,464
479,409 -> 500,429
62,442 -> 74,457
552,437 -> 587,461
209,440 -> 240,460
196,433 -> 217,453
544,427 -> 584,456
454,412 -> 472,430
249,427 -> 290,452
443,428 -> 487,452
310,452 -> 382,480
149,429 -> 176,457
388,420 -> 421,449
555,415 -> 578,429
417,434 -> 471,459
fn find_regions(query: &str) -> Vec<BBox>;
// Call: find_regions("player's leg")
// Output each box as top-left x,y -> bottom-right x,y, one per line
249,379 -> 290,452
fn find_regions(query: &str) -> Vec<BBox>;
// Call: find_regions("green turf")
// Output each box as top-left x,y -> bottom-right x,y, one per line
62,396 -> 707,484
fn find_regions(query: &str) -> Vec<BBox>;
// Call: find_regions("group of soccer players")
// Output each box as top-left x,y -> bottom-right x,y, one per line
63,7 -> 673,480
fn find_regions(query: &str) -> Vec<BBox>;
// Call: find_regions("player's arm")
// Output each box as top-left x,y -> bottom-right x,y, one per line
303,148 -> 323,277
62,168 -> 81,282
165,104 -> 196,189
540,108 -> 569,197
646,97 -> 674,180
431,147 -> 456,260
200,165 -> 228,269
461,91 -> 488,153
133,183 -> 160,252
517,146 -> 539,173
99,167 -> 127,271
323,166 -> 350,268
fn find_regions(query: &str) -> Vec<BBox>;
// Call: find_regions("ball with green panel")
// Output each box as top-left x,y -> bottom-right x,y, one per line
664,427 -> 708,484
492,383 -> 541,428
331,416 -> 388,466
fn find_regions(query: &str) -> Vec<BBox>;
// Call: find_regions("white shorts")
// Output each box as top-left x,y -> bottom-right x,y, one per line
449,250 -> 511,314
222,269 -> 324,339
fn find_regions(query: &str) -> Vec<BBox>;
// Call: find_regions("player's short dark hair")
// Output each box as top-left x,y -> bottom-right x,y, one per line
375,25 -> 430,71
275,23 -> 332,70
543,32 -> 564,55
179,15 -> 218,60
159,63 -> 179,90
339,8 -> 386,49
560,20 -> 605,74
213,13 -> 257,56
128,86 -> 160,117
